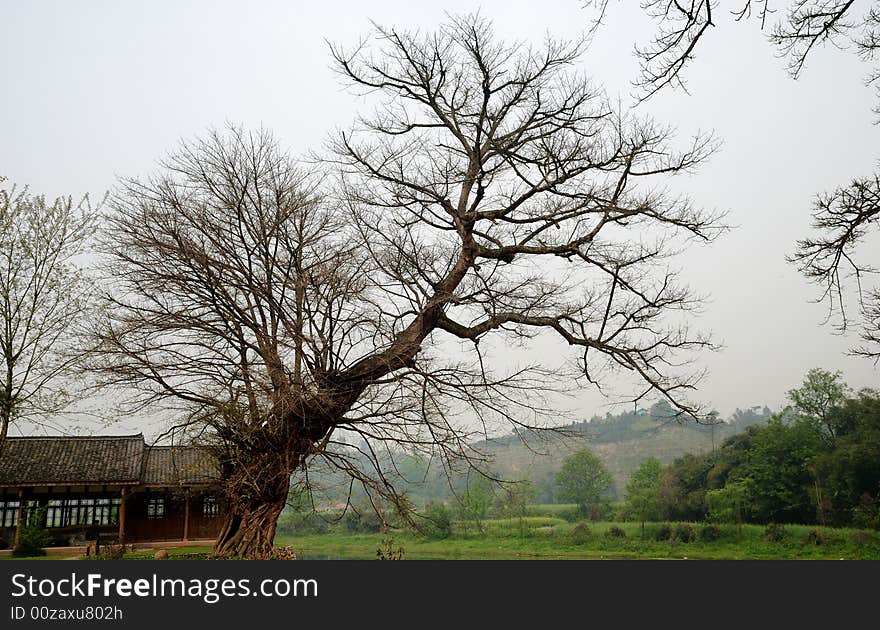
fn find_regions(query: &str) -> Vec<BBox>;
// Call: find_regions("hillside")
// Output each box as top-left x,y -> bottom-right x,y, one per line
304,403 -> 774,506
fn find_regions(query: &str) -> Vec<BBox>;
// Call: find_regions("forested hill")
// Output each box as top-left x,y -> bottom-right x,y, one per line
305,402 -> 775,507
469,401 -> 774,501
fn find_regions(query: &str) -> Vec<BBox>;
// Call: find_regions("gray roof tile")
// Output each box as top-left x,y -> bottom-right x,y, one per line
0,435 -> 219,487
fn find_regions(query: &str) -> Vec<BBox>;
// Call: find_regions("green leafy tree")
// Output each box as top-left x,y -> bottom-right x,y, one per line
745,417 -> 828,523
787,368 -> 849,439
707,478 -> 753,526
422,502 -> 453,539
495,480 -> 537,518
625,457 -> 663,531
556,449 -> 614,519
456,476 -> 495,533
0,178 -> 99,444
812,389 -> 880,527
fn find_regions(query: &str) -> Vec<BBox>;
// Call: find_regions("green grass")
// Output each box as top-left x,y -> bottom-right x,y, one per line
5,518 -> 878,560
278,520 -> 880,560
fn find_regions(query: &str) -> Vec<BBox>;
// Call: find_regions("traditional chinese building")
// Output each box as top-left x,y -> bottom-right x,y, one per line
0,434 -> 225,549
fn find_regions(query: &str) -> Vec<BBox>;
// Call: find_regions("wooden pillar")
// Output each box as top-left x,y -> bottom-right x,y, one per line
118,487 -> 127,544
13,488 -> 24,547
183,492 -> 190,542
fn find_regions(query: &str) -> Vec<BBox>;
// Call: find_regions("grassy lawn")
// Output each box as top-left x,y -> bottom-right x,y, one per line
279,518 -> 880,560
5,517 -> 878,560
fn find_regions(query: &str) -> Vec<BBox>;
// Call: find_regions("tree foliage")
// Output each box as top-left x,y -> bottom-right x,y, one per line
0,178 -> 99,444
625,456 -> 662,526
556,449 -> 614,517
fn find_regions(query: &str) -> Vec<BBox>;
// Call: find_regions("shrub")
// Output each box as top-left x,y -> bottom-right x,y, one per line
276,509 -> 331,535
605,525 -> 626,539
698,524 -> 722,542
556,507 -> 582,523
271,546 -> 297,560
569,522 -> 593,544
763,523 -> 787,542
423,502 -> 453,539
805,528 -> 826,546
653,525 -> 673,542
376,537 -> 404,560
343,507 -> 383,533
673,523 -> 696,543
12,506 -> 49,557
94,544 -> 130,560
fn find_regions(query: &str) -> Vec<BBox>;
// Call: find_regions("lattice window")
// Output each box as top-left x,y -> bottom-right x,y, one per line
0,501 -> 20,528
44,497 -> 121,528
202,497 -> 219,518
147,497 -> 166,519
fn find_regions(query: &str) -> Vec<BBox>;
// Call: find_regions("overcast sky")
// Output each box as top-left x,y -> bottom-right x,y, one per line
2,0 -> 878,434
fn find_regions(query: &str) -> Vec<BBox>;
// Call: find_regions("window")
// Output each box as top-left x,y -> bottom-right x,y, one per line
0,501 -> 20,528
147,497 -> 166,519
202,497 -> 219,518
43,498 -> 121,528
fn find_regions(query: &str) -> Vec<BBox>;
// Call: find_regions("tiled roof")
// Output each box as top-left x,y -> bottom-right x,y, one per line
142,446 -> 219,485
0,435 -> 219,487
0,435 -> 145,486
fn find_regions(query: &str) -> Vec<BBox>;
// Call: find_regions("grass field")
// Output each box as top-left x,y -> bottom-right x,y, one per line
5,511 -> 879,560
278,519 -> 880,560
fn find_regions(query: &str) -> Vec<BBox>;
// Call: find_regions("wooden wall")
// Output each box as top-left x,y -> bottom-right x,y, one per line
125,490 -> 223,542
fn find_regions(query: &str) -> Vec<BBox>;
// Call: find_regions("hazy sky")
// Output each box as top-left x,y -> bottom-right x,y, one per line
2,0 -> 878,432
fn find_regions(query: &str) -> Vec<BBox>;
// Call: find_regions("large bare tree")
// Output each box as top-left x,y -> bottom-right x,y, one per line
585,1 -> 880,359
0,177 -> 98,446
89,15 -> 722,559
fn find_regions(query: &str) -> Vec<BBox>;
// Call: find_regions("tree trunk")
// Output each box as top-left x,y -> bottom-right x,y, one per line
212,452 -> 293,559
213,495 -> 288,559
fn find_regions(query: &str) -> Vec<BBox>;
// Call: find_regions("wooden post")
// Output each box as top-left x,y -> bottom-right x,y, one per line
13,488 -> 24,547
118,487 -> 127,544
183,492 -> 190,542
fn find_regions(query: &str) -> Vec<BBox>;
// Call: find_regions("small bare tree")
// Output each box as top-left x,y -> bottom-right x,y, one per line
89,15 -> 722,559
0,177 -> 98,446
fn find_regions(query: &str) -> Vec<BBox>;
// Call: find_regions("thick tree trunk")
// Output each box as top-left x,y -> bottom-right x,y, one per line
212,452 -> 293,559
213,494 -> 288,559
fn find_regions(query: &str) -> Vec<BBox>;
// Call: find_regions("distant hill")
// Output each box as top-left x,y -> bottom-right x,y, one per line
302,402 -> 775,506
474,402 -> 774,499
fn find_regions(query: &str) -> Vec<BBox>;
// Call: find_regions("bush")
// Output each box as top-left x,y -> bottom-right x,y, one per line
763,523 -> 787,542
271,546 -> 297,560
94,544 -> 129,560
343,506 -> 383,533
276,510 -> 331,535
423,502 -> 453,539
698,524 -> 722,542
12,506 -> 50,557
569,522 -> 593,544
556,507 -> 582,523
653,525 -> 673,542
805,528 -> 826,546
376,537 -> 404,560
673,523 -> 696,543
605,525 -> 626,539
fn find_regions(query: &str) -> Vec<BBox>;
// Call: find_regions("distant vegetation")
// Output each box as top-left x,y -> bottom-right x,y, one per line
285,368 -> 879,542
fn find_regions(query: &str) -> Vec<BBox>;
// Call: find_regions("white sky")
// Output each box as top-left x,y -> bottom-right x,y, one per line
2,0 -> 878,433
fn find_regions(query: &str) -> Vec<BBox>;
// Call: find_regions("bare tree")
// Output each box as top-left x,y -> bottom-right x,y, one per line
585,1 -> 879,100
585,1 -> 880,358
0,177 -> 99,446
790,176 -> 880,360
89,15 -> 722,559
